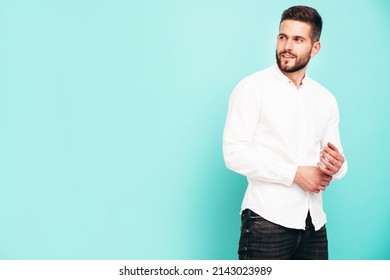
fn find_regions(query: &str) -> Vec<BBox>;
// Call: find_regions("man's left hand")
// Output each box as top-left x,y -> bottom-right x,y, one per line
317,142 -> 345,176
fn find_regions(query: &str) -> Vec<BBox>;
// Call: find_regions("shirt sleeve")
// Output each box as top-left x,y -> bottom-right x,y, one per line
321,97 -> 348,180
222,78 -> 297,186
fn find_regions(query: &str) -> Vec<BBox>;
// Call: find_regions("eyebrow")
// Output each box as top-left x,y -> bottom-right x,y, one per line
293,35 -> 306,41
278,33 -> 307,41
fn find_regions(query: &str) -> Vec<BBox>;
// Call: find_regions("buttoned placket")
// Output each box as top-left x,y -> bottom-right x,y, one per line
291,81 -> 311,210
287,81 -> 306,165
297,84 -> 306,165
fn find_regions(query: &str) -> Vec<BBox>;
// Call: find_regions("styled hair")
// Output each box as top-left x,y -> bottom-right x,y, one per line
280,5 -> 323,42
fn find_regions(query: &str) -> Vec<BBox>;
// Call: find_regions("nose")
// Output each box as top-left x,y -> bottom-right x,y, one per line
284,39 -> 293,52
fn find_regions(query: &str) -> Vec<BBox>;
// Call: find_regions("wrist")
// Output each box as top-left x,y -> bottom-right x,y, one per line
293,166 -> 302,185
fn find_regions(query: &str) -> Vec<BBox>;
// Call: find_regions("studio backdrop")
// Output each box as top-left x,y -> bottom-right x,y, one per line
0,0 -> 389,260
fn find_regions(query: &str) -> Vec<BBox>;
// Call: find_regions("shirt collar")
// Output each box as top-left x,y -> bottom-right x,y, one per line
272,63 -> 309,86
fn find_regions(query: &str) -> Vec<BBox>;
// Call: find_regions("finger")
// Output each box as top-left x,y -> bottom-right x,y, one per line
324,174 -> 333,182
320,179 -> 330,186
323,151 -> 344,170
327,142 -> 339,153
321,175 -> 332,185
320,180 -> 329,187
317,162 -> 335,176
318,162 -> 336,177
325,145 -> 345,163
320,156 -> 338,173
320,154 -> 336,168
323,148 -> 338,162
318,185 -> 326,191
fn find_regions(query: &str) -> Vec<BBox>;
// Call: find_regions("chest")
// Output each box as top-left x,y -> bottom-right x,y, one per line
257,87 -> 330,138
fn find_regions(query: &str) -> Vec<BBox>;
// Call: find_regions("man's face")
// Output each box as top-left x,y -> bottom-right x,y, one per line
276,20 -> 319,73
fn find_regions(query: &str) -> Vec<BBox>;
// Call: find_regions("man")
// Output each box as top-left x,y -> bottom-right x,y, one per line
223,5 -> 347,260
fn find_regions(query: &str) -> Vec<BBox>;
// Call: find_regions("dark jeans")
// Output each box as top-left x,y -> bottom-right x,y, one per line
238,209 -> 328,260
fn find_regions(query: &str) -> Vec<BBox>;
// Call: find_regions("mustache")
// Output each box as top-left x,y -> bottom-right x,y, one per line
279,51 -> 297,58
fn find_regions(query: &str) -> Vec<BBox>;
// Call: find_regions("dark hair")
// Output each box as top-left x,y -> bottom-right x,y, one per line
280,5 -> 323,42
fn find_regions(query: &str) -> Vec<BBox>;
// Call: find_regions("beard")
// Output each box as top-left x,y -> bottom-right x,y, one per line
276,50 -> 311,73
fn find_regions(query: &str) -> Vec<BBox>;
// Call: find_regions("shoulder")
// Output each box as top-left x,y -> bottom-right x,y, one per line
305,77 -> 337,104
228,67 -> 274,109
244,66 -> 274,85
233,66 -> 274,94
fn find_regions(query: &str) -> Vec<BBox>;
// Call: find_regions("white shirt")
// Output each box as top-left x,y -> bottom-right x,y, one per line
223,64 -> 347,230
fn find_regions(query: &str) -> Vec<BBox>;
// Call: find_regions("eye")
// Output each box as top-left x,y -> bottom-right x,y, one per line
278,35 -> 286,41
295,37 -> 305,43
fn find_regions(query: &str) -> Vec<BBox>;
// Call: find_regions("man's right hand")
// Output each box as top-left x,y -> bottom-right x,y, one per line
293,166 -> 332,193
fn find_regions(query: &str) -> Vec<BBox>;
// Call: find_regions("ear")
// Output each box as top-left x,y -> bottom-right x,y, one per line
310,41 -> 321,57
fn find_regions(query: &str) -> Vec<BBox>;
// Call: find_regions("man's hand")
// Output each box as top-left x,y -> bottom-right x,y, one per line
294,166 -> 332,193
317,142 -> 345,176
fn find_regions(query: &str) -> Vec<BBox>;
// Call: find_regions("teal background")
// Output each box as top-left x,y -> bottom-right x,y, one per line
0,0 -> 389,260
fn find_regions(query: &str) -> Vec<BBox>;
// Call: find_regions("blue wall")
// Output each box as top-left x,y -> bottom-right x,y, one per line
0,0 -> 389,259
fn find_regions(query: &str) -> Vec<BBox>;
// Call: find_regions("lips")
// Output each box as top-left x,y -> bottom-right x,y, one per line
281,52 -> 296,58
